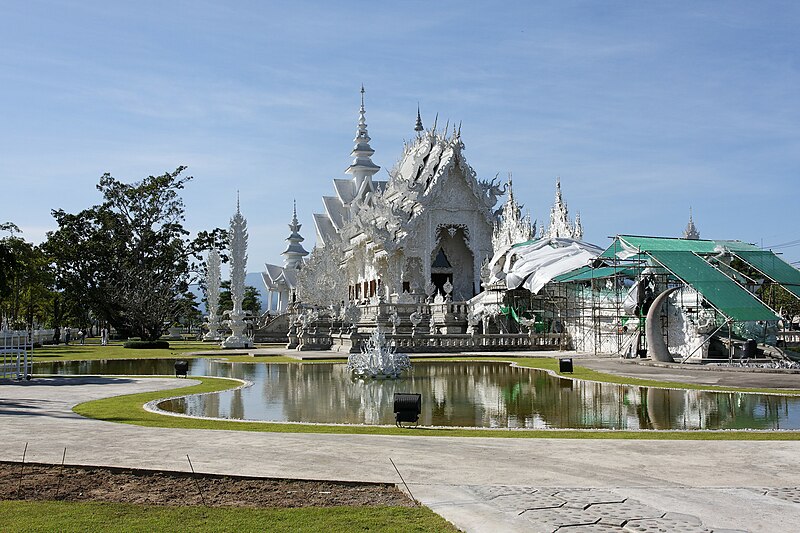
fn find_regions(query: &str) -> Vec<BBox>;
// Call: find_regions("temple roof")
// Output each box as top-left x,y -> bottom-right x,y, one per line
313,93 -> 497,250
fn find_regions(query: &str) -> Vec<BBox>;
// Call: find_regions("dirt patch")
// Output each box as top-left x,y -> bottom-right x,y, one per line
0,461 -> 412,508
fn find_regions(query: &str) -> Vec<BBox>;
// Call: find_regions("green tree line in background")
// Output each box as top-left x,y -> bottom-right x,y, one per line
0,167 -> 258,342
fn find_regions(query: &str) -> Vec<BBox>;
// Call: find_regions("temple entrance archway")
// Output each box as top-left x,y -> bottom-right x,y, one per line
431,226 -> 475,300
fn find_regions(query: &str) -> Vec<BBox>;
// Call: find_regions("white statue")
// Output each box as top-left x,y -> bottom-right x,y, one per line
203,248 -> 222,341
222,198 -> 250,349
347,327 -> 411,379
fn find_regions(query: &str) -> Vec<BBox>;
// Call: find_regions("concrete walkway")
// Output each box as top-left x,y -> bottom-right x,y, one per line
2,370 -> 800,532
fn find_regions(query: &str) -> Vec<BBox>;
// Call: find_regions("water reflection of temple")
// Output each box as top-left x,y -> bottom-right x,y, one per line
148,360 -> 800,431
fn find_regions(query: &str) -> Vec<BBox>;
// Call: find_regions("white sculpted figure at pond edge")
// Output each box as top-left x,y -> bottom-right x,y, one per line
347,326 -> 411,379
203,248 -> 222,341
389,310 -> 401,334
222,198 -> 250,349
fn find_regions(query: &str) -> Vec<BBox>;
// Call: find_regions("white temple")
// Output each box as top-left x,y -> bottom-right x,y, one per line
262,202 -> 309,313
306,87 -> 500,303
259,88 -> 595,353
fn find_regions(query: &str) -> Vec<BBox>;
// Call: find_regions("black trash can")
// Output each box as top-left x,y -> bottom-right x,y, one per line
393,393 -> 421,427
559,358 -> 573,373
743,339 -> 757,358
174,360 -> 189,378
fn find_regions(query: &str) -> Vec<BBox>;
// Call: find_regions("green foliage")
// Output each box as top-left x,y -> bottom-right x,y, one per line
44,168 -> 226,341
0,225 -> 58,329
761,283 -> 800,323
0,501 -> 455,532
218,281 -> 262,316
123,340 -> 171,349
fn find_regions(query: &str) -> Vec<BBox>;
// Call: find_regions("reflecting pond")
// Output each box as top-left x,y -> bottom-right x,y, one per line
35,359 -> 800,430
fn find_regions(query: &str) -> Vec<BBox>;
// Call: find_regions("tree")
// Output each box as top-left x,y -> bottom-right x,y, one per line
219,281 -> 262,317
45,168 -> 225,341
0,224 -> 58,330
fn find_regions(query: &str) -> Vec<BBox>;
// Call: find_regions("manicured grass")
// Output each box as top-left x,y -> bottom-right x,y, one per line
73,375 -> 800,440
32,341 -> 220,362
30,341 -> 344,364
416,356 -> 800,396
0,501 -> 456,532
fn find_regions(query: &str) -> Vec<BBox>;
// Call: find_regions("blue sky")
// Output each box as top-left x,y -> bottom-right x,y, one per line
2,1 -> 798,270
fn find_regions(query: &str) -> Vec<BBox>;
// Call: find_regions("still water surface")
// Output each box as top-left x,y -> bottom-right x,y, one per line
36,359 -> 800,430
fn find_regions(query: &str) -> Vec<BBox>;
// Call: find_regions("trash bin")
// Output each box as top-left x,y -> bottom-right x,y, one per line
174,360 -> 189,378
743,339 -> 757,358
559,358 -> 573,373
393,393 -> 421,427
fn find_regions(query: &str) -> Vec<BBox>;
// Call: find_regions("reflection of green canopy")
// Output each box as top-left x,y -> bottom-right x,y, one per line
733,250 -> 800,300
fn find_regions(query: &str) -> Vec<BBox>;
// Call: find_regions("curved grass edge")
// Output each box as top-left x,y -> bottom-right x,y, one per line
421,357 -> 800,396
73,367 -> 800,440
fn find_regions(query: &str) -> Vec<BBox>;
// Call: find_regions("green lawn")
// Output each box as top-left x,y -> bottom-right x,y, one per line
30,341 -> 348,364
0,501 -> 457,532
32,341 -> 221,362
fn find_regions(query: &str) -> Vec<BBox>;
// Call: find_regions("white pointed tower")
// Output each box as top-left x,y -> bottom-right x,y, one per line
222,195 -> 250,349
346,85 -> 381,196
203,248 -> 222,341
542,177 -> 583,240
492,173 -> 535,250
282,200 -> 309,269
683,207 -> 700,240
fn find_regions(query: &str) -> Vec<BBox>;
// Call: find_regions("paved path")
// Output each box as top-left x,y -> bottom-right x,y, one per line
2,374 -> 800,532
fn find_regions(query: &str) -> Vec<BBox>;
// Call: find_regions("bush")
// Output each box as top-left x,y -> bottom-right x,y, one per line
123,340 -> 170,349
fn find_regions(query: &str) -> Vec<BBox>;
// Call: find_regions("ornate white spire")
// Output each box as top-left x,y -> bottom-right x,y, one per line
282,200 -> 309,269
414,104 -> 423,132
203,248 -> 222,341
222,199 -> 250,348
683,207 -> 700,240
492,172 -> 535,250
346,85 -> 380,191
228,202 -> 248,315
541,177 -> 583,240
574,212 -> 583,241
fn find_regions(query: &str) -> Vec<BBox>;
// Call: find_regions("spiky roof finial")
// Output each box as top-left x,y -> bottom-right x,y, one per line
415,104 -> 423,132
683,206 -> 700,240
346,85 -> 380,188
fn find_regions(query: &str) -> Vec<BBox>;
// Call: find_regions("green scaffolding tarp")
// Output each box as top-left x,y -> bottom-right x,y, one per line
499,305 -> 520,323
553,265 -> 639,282
648,250 -> 779,322
733,250 -> 800,300
600,235 -> 760,259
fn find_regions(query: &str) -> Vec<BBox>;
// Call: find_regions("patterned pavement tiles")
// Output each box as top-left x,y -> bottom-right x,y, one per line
465,486 -> 751,533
